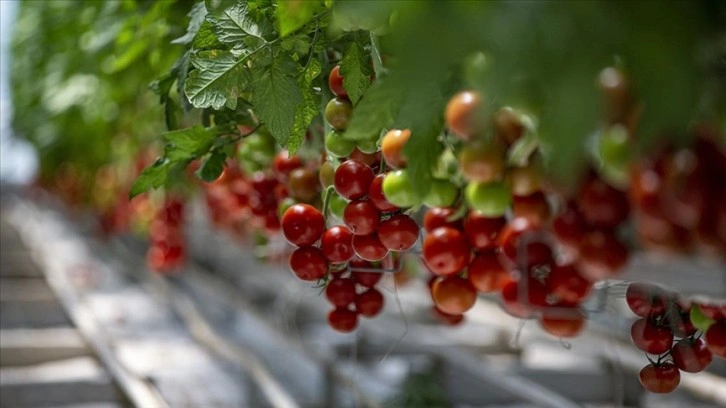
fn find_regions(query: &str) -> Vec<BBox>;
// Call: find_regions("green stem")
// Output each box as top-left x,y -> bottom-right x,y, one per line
321,185 -> 335,221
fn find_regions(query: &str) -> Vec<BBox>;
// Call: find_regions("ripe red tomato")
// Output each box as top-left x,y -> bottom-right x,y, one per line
325,277 -> 357,307
463,211 -> 505,251
663,306 -> 697,338
349,148 -> 381,167
368,174 -> 399,212
700,303 -> 725,320
351,233 -> 389,261
281,204 -> 325,247
377,214 -> 419,251
497,217 -> 553,270
577,176 -> 629,230
672,338 -> 713,373
547,263 -> 593,304
431,275 -> 478,315
512,191 -> 551,226
328,307 -> 358,332
424,207 -> 462,233
445,90 -> 482,140
348,257 -> 383,287
422,227 -> 471,276
432,306 -> 465,326
381,129 -> 411,169
343,200 -> 380,236
500,277 -> 549,318
321,225 -> 354,263
553,201 -> 586,252
577,230 -> 629,281
467,251 -> 509,293
334,160 -> 375,200
705,320 -> 726,358
539,307 -> 586,338
289,247 -> 328,281
272,150 -> 303,181
639,363 -> 680,394
660,148 -> 707,229
356,288 -> 384,317
625,282 -> 667,317
630,318 -> 674,355
328,65 -> 347,98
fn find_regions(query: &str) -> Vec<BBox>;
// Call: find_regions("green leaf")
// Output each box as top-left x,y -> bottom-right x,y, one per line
185,50 -> 247,110
251,51 -> 303,146
130,160 -> 170,198
289,59 -> 322,153
340,37 -> 372,105
275,0 -> 323,37
398,82 -> 447,200
196,150 -> 226,182
208,2 -> 267,49
149,72 -> 176,103
344,75 -> 404,141
192,20 -> 224,49
172,2 -> 207,45
280,34 -> 312,60
162,125 -> 216,160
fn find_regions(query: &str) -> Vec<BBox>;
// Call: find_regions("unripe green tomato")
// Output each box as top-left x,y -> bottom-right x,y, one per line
423,179 -> 459,208
465,181 -> 512,217
328,192 -> 348,219
325,97 -> 353,130
356,137 -> 379,154
690,304 -> 716,332
382,170 -> 419,208
319,161 -> 335,188
325,130 -> 356,158
238,132 -> 276,167
277,197 -> 297,219
598,125 -> 631,169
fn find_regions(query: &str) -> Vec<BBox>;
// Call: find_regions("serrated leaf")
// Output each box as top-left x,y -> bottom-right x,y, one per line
340,39 -> 372,104
280,34 -> 312,59
172,2 -> 207,45
196,150 -> 226,182
163,125 -> 216,154
398,82 -> 447,199
205,0 -> 237,12
193,20 -> 224,49
289,59 -> 322,153
276,0 -> 323,37
344,75 -> 404,141
208,2 -> 267,49
130,160 -> 170,198
251,52 -> 303,146
185,50 -> 246,110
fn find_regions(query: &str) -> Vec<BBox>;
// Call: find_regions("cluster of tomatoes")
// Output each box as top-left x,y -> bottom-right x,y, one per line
631,127 -> 726,255
410,90 -> 596,335
146,198 -> 186,272
626,282 -> 725,393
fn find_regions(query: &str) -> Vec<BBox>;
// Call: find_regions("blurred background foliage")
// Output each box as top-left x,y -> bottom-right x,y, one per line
9,0 -> 726,202
10,0 -> 191,202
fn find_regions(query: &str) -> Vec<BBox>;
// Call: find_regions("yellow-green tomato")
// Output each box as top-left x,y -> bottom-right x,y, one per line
465,181 -> 512,217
